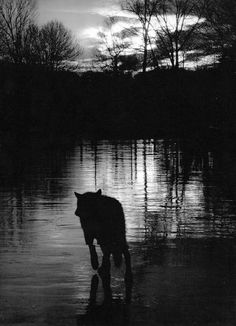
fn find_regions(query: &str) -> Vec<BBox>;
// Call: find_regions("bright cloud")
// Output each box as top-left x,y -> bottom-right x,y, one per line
38,0 -> 205,66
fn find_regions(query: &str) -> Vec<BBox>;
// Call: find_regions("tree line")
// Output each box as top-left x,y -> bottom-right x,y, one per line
0,0 -> 235,141
0,0 -> 81,70
97,0 -> 236,72
1,0 -> 236,73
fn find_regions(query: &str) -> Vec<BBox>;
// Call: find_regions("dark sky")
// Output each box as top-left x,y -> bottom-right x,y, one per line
37,0 -> 124,52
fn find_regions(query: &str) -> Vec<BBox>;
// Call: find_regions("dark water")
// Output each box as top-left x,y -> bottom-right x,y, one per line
0,139 -> 236,326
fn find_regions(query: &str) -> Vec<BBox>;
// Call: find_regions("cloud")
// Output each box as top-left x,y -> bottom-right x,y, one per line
38,0 -> 122,15
37,0 -> 140,54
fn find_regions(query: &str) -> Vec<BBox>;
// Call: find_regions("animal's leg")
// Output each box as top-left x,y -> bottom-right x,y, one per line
112,246 -> 123,267
88,244 -> 99,270
98,245 -> 111,277
98,246 -> 112,302
123,245 -> 133,283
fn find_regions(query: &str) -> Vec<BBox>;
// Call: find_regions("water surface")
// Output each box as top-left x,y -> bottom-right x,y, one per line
0,139 -> 236,325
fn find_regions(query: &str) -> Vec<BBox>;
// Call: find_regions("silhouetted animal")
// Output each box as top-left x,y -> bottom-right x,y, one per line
74,190 -> 132,280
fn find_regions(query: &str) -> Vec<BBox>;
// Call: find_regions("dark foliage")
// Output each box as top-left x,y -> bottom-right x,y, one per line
0,63 -> 235,141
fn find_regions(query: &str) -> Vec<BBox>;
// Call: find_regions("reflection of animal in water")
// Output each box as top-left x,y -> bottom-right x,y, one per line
74,190 -> 132,281
76,273 -> 132,326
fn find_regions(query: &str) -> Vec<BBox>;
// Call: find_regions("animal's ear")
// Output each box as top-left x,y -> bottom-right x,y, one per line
74,192 -> 81,199
97,189 -> 102,196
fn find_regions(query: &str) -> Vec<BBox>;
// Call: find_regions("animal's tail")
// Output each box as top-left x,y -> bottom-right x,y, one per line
112,251 -> 123,267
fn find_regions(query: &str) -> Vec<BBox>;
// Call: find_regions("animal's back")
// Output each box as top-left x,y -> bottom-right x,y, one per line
96,195 -> 126,246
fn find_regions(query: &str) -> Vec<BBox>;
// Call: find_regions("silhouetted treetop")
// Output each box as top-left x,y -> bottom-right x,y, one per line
39,20 -> 81,70
0,0 -> 36,63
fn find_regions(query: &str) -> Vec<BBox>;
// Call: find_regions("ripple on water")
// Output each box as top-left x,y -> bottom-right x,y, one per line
0,139 -> 236,325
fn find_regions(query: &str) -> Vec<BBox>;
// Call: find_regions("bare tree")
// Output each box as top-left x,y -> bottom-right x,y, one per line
23,23 -> 42,65
0,0 -> 36,63
153,0 -> 203,69
39,20 -> 81,70
96,16 -> 131,73
122,0 -> 159,72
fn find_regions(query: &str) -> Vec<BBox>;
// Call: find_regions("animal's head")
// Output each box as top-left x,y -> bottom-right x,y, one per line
74,189 -> 102,217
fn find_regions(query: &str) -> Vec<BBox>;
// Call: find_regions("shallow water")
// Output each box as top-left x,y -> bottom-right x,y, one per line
0,139 -> 236,325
